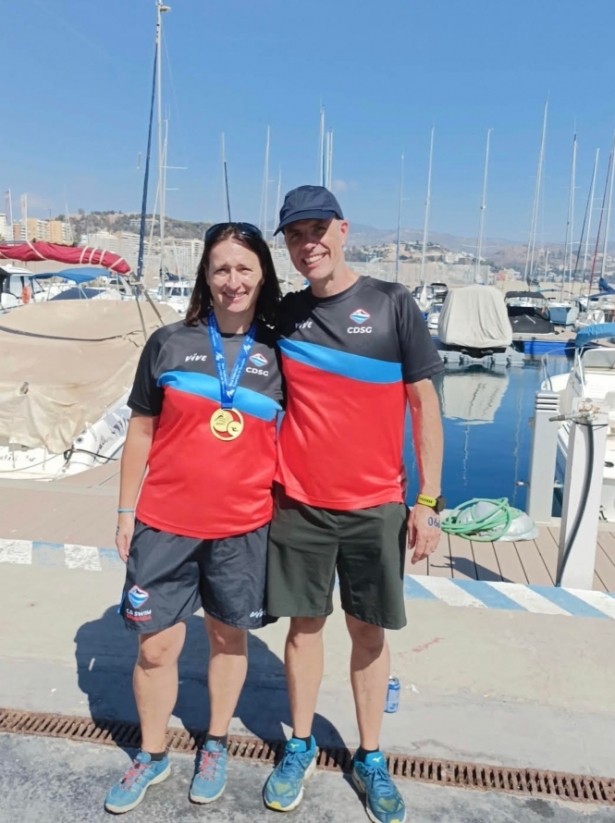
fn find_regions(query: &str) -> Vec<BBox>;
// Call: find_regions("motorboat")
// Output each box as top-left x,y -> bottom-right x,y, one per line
0,299 -> 178,480
544,323 -> 615,521
437,285 -> 522,367
427,303 -> 442,333
155,278 -> 194,316
540,289 -> 579,327
430,282 -> 449,304
411,284 -> 435,314
0,265 -> 51,311
504,290 -> 555,335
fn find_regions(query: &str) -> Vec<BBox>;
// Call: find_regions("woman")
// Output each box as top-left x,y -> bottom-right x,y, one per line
105,223 -> 282,814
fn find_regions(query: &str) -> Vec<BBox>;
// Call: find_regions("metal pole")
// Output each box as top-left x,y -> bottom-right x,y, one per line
395,153 -> 404,284
475,128 -> 492,285
581,148 -> 600,281
524,101 -> 548,286
600,130 -> 615,282
419,126 -> 435,288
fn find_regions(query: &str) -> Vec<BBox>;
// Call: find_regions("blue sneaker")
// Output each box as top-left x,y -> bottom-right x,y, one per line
352,751 -> 406,823
263,736 -> 317,811
104,750 -> 170,814
189,739 -> 228,804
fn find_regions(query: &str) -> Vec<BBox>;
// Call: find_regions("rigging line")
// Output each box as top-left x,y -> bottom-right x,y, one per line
588,148 -> 613,296
572,155 -> 597,281
162,30 -> 188,168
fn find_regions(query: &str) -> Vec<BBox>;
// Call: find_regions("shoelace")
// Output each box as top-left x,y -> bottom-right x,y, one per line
363,763 -> 397,797
278,749 -> 307,778
120,759 -> 151,790
198,750 -> 222,780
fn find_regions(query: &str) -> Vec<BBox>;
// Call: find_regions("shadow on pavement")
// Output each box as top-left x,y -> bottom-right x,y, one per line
74,607 -> 346,753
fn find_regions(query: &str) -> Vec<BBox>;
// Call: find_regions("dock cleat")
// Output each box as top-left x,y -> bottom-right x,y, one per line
263,735 -> 317,811
352,750 -> 406,823
104,750 -> 170,814
189,739 -> 228,804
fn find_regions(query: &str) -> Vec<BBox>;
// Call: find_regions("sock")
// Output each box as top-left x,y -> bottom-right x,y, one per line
291,734 -> 312,748
205,733 -> 228,749
355,746 -> 378,763
145,750 -> 166,761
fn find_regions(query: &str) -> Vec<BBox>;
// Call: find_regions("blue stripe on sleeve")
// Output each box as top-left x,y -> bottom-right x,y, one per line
157,371 -> 281,422
278,339 -> 402,384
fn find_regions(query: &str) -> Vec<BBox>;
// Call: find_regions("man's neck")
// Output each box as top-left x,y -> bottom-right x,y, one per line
212,306 -> 255,334
309,265 -> 359,299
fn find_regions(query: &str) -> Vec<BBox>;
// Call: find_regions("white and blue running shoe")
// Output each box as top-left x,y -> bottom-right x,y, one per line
189,739 -> 228,804
104,750 -> 170,814
263,736 -> 317,811
352,750 -> 406,823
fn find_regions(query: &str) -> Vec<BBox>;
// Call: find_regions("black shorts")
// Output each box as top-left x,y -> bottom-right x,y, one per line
119,520 -> 275,634
267,486 -> 408,630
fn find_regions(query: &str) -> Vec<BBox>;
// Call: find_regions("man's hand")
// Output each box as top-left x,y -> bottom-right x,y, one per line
116,513 -> 135,564
408,504 -> 442,564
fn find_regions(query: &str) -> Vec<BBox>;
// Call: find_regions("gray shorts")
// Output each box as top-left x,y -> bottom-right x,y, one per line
267,486 -> 408,630
119,520 -> 276,633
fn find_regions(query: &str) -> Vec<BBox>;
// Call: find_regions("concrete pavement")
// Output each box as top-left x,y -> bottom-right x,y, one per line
1,735 -> 612,823
1,562 -> 615,777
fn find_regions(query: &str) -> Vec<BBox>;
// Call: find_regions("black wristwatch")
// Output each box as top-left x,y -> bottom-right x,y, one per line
415,493 -> 446,513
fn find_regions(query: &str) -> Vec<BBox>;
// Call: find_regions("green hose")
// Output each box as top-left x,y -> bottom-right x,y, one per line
442,498 -> 515,542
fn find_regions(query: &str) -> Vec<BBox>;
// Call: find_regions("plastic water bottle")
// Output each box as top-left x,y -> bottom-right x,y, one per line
385,676 -> 400,713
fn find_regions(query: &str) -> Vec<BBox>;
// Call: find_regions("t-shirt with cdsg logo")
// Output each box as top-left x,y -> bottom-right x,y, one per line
275,276 -> 443,510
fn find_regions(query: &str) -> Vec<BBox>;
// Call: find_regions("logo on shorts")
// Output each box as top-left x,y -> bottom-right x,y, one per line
350,308 -> 370,324
249,353 -> 268,368
128,585 -> 150,610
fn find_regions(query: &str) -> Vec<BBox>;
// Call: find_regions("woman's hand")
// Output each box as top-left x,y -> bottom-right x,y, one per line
116,513 -> 135,564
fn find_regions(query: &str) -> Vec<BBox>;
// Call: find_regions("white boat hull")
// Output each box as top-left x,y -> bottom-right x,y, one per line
0,394 -> 130,481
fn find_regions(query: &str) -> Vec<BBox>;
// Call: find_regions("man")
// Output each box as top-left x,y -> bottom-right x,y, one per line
263,186 -> 444,823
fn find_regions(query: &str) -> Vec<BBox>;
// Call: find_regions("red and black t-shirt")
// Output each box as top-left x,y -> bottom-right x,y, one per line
129,318 -> 283,539
275,276 -> 443,510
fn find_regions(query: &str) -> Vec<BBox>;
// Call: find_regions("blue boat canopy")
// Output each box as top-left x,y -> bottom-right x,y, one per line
575,323 -> 615,348
31,267 -> 116,284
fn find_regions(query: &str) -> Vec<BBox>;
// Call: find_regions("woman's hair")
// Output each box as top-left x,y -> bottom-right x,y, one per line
185,225 -> 281,327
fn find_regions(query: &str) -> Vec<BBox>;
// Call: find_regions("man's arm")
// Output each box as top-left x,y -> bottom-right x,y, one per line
405,378 -> 444,564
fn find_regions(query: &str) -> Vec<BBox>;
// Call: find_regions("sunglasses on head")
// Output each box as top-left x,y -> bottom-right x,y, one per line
204,222 -> 263,243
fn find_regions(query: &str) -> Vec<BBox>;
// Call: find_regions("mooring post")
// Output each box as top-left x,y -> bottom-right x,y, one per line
557,398 -> 608,589
526,390 -> 560,524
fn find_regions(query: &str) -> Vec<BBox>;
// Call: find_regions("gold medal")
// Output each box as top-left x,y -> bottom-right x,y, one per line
210,408 -> 244,441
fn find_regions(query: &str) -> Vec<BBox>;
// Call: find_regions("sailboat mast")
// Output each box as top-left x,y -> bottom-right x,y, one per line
524,101 -> 548,287
581,148 -> 600,279
475,128 -> 492,285
273,169 -> 282,249
395,153 -> 405,284
155,2 -> 170,284
600,130 -> 615,283
318,107 -> 325,186
260,126 -> 271,238
136,16 -> 158,281
221,133 -> 231,221
560,132 -> 577,298
419,126 -> 435,287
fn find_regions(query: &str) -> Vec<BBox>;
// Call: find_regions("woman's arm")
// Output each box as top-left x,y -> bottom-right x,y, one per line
116,412 -> 158,562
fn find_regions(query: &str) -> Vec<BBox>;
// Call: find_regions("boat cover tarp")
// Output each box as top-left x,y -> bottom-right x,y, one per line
0,301 -> 178,453
575,323 -> 615,348
437,370 -> 509,424
438,285 -> 512,348
0,242 -> 132,274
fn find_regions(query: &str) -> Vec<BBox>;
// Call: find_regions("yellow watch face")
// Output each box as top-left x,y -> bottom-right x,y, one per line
417,494 -> 437,508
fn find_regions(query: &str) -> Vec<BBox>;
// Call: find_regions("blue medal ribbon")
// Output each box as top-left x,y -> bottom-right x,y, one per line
207,311 -> 257,409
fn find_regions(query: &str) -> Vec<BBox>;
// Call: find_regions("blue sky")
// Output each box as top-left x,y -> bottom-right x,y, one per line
2,0 -> 615,241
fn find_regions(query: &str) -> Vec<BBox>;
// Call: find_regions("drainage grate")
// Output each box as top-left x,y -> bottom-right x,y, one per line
1,708 -> 614,806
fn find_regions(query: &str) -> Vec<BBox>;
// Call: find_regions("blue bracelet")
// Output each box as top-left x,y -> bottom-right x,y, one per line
117,508 -> 135,514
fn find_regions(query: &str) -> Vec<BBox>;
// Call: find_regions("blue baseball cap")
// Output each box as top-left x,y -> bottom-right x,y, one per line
274,185 -> 344,235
